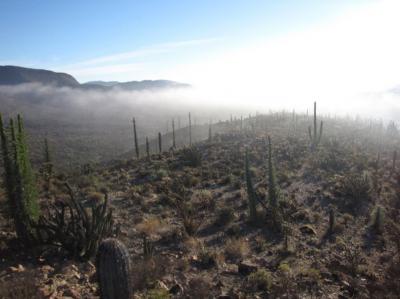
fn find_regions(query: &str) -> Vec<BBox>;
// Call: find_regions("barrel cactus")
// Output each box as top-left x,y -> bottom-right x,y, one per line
96,238 -> 133,299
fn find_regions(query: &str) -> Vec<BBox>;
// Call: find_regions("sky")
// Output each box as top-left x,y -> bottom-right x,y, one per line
2,0 -> 400,117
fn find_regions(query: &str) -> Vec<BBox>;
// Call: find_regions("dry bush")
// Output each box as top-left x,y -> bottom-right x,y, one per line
0,272 -> 40,299
184,276 -> 213,298
215,207 -> 235,226
131,256 -> 170,290
136,217 -> 162,236
246,269 -> 272,292
192,189 -> 215,210
224,237 -> 250,262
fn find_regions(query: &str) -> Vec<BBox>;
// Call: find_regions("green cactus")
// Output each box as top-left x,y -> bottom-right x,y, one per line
132,117 -> 139,159
267,136 -> 278,209
0,114 -> 39,245
245,148 -> 257,222
36,184 -> 113,260
158,132 -> 162,154
43,138 -> 53,194
189,112 -> 192,146
172,118 -> 176,148
96,238 -> 132,299
328,208 -> 335,234
208,122 -> 212,142
308,102 -> 323,150
146,136 -> 150,160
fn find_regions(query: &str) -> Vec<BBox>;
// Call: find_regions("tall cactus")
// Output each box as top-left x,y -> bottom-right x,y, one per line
146,136 -> 150,160
267,136 -> 278,209
96,238 -> 133,299
308,102 -> 323,150
43,138 -> 53,194
0,114 -> 39,245
132,117 -> 139,159
172,118 -> 176,148
245,149 -> 257,222
189,112 -> 192,146
208,122 -> 212,142
158,132 -> 162,154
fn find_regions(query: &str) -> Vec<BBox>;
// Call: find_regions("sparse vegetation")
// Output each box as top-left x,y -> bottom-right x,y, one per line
1,107 -> 400,297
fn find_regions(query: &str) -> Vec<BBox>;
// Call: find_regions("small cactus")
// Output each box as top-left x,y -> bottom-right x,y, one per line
96,238 -> 133,299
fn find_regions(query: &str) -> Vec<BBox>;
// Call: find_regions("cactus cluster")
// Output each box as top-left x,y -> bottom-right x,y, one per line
0,113 -> 39,245
96,238 -> 133,299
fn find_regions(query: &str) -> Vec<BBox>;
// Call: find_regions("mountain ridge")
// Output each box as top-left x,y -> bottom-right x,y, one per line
0,65 -> 190,90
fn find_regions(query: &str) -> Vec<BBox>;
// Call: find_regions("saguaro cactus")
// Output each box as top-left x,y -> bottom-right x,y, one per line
328,208 -> 335,234
189,112 -> 192,146
308,102 -> 323,150
267,136 -> 278,209
172,118 -> 176,148
391,150 -> 397,176
208,122 -> 212,142
96,238 -> 132,299
245,149 -> 257,222
146,136 -> 150,160
132,117 -> 139,159
158,132 -> 162,154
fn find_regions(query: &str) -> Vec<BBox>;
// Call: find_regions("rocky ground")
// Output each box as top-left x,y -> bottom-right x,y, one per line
1,114 -> 400,298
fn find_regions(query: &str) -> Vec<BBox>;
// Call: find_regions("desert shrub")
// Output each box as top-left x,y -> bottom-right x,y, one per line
132,256 -> 170,290
247,269 -> 272,291
197,244 -> 219,269
339,172 -> 372,212
86,191 -> 105,205
226,223 -> 242,237
176,201 -> 201,237
150,168 -> 169,181
181,147 -> 202,167
183,174 -> 200,188
184,276 -> 213,298
215,207 -> 235,226
192,189 -> 215,210
136,217 -> 162,236
145,288 -> 171,299
0,272 -> 40,299
224,237 -> 250,262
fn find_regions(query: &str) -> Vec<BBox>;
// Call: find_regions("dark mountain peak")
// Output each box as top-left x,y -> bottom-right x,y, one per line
0,65 -> 80,87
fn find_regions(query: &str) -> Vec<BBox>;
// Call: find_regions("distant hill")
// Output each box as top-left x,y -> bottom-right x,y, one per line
82,80 -> 191,91
0,65 -> 190,90
0,65 -> 80,87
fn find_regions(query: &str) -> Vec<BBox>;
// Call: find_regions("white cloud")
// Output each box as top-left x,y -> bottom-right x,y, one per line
162,0 -> 400,118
